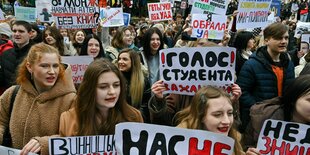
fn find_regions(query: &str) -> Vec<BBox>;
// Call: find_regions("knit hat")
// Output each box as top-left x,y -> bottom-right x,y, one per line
0,23 -> 12,38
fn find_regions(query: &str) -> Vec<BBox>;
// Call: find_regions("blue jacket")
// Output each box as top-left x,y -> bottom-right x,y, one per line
236,46 -> 295,131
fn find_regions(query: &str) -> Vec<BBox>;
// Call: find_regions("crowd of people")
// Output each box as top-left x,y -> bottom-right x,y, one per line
0,2 -> 309,155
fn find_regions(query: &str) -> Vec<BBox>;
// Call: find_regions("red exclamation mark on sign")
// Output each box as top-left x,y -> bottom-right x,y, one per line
230,51 -> 235,67
161,52 -> 165,65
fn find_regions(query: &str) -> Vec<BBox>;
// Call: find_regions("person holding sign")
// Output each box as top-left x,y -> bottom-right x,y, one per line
117,48 -> 151,122
43,27 -> 77,56
236,22 -> 295,132
0,43 -> 76,155
59,59 -> 143,136
149,80 -> 242,126
80,34 -> 106,59
243,75 -> 310,152
175,86 -> 245,155
105,27 -> 139,62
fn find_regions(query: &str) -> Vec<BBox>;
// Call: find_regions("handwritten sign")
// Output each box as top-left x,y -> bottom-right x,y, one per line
236,0 -> 272,29
0,146 -> 37,155
62,56 -> 93,83
99,7 -> 124,27
36,0 -> 53,23
49,135 -> 116,155
159,47 -> 236,95
147,2 -> 173,22
257,119 -> 310,155
191,13 -> 226,40
51,0 -> 99,29
115,122 -> 235,155
14,6 -> 36,22
190,0 -> 227,15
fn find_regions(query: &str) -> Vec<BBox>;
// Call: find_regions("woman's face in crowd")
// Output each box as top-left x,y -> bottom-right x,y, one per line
203,96 -> 234,136
118,52 -> 132,72
247,38 -> 256,50
294,92 -> 310,123
27,53 -> 60,91
87,38 -> 100,58
300,42 -> 309,54
150,33 -> 161,54
44,30 -> 56,45
75,31 -> 85,43
30,29 -> 38,39
122,30 -> 133,47
60,29 -> 68,37
96,71 -> 121,112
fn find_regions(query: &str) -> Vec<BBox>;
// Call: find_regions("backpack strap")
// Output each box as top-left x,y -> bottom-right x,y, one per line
9,85 -> 20,117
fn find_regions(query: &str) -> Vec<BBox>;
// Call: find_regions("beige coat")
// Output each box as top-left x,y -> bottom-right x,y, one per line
59,106 -> 143,137
0,65 -> 76,155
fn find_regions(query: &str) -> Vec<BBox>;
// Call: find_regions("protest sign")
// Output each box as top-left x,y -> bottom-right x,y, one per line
0,8 -> 5,21
236,0 -> 272,29
51,0 -> 99,29
49,135 -> 116,155
14,6 -> 36,22
36,0 -> 53,23
190,0 -> 227,15
257,119 -> 310,155
148,2 -> 173,22
0,145 -> 37,155
62,56 -> 93,83
123,13 -> 131,26
191,13 -> 226,40
115,122 -> 235,155
99,7 -> 124,27
270,0 -> 281,17
295,22 -> 310,38
159,47 -> 236,95
301,34 -> 310,43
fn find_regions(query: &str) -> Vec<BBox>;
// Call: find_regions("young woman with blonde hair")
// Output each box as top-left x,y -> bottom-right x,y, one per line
105,27 -> 139,61
59,59 -> 143,136
176,86 -> 244,155
0,43 -> 76,155
117,48 -> 151,122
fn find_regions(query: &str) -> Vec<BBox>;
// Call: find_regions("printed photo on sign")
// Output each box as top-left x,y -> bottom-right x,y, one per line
51,0 -> 99,29
257,119 -> 310,155
123,13 -> 131,26
148,2 -> 173,22
0,146 -> 37,155
14,6 -> 36,22
49,135 -> 116,155
100,7 -> 124,27
36,0 -> 53,23
159,47 -> 236,95
190,0 -> 227,15
62,56 -> 93,83
191,13 -> 226,40
295,22 -> 310,38
115,122 -> 235,155
236,0 -> 272,29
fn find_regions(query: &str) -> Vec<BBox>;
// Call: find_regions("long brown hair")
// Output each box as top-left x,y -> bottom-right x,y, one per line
43,26 -> 65,56
176,86 -> 244,155
16,43 -> 65,84
75,59 -> 138,135
118,48 -> 145,107
111,27 -> 131,49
